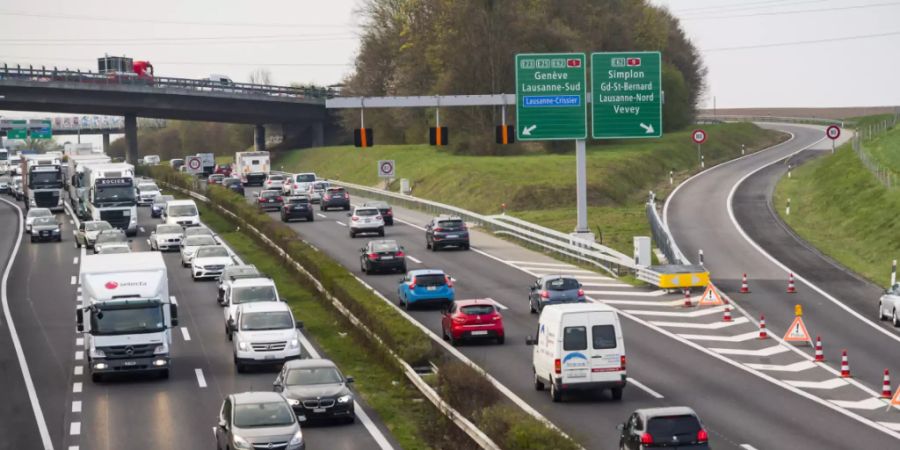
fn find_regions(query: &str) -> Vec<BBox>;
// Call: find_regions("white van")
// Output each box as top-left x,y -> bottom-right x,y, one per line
527,303 -> 626,402
163,199 -> 200,227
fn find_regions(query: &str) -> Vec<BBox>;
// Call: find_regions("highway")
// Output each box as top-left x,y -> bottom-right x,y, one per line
667,123 -> 900,441
0,192 -> 394,449
242,180 -> 900,450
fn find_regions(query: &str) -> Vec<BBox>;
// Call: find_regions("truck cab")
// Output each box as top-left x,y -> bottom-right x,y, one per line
69,155 -> 112,218
83,163 -> 138,236
22,154 -> 65,212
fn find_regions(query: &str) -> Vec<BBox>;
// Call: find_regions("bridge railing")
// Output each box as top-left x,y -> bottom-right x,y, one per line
0,63 -> 333,101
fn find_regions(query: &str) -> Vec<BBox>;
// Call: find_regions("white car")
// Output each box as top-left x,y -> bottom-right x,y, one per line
191,245 -> 234,280
283,172 -> 317,196
223,277 -> 281,339
25,208 -> 53,233
231,302 -> 302,372
878,283 -> 900,326
150,224 -> 184,251
347,206 -> 385,238
264,174 -> 285,191
135,182 -> 161,206
180,235 -> 219,266
217,265 -> 261,305
183,225 -> 215,239
306,180 -> 330,203
164,199 -> 200,227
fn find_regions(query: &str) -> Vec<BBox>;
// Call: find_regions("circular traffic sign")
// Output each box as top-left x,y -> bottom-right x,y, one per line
826,125 -> 841,140
188,157 -> 201,170
379,161 -> 394,176
692,129 -> 707,144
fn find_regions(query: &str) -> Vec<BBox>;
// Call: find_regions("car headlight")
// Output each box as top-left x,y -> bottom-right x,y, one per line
233,435 -> 253,450
286,398 -> 300,406
290,338 -> 299,348
237,341 -> 248,351
130,215 -> 137,223
289,429 -> 303,446
153,345 -> 167,355
89,348 -> 106,359
52,229 -> 60,234
337,394 -> 352,404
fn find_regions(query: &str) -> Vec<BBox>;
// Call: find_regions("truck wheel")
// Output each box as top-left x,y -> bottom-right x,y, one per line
611,387 -> 623,401
534,372 -> 544,391
550,382 -> 562,402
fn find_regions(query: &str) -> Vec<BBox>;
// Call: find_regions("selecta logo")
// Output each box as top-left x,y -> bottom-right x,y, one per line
105,281 -> 118,290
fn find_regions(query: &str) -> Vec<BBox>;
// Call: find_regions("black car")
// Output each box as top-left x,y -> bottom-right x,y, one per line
274,359 -> 356,424
320,187 -> 350,211
151,195 -> 175,218
360,239 -> 406,274
363,201 -> 394,225
30,216 -> 62,242
222,177 -> 244,196
618,407 -> 710,450
256,189 -> 283,211
425,215 -> 469,251
528,275 -> 586,313
281,195 -> 314,222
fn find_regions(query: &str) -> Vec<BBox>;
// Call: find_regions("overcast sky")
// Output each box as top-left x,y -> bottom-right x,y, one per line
0,0 -> 898,116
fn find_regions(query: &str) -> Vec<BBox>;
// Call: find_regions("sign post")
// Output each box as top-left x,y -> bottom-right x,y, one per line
826,125 -> 841,154
590,51 -> 663,139
692,129 -> 707,168
377,160 -> 395,179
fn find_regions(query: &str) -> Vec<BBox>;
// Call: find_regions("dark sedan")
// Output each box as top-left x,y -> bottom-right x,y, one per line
256,189 -> 283,211
274,359 -> 356,424
320,187 -> 350,211
30,216 -> 62,242
363,201 -> 394,225
528,275 -> 586,313
151,195 -> 175,218
222,177 -> 244,196
360,239 -> 406,274
281,195 -> 315,222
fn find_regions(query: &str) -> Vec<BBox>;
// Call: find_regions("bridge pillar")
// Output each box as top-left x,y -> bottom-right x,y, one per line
124,114 -> 138,164
102,133 -> 110,152
311,122 -> 324,148
254,124 -> 266,152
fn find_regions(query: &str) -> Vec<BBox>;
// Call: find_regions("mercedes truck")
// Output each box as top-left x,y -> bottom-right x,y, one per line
77,252 -> 177,382
83,162 -> 138,236
22,154 -> 65,212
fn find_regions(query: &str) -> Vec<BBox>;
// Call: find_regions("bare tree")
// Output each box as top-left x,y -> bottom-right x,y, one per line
249,68 -> 273,85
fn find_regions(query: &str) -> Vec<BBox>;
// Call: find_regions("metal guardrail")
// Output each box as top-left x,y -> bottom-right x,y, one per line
646,194 -> 689,266
697,115 -> 844,127
0,64 -> 333,101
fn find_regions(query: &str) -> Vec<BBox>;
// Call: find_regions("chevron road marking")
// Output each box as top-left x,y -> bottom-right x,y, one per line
877,422 -> 900,431
651,317 -> 749,329
677,331 -> 760,343
585,290 -> 666,297
711,344 -> 790,357
744,360 -> 817,372
627,305 -> 726,318
783,378 -> 849,390
505,261 -> 575,268
595,298 -> 689,307
830,397 -> 887,410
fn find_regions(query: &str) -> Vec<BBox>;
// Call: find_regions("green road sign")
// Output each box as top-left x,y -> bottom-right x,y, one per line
6,120 -> 27,139
31,120 -> 52,139
591,51 -> 662,139
515,53 -> 587,140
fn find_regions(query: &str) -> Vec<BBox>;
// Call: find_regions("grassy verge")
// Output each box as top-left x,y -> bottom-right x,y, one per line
274,123 -> 786,253
774,136 -> 900,286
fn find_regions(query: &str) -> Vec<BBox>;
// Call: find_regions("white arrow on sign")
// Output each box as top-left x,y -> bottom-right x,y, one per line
640,123 -> 654,134
522,125 -> 537,136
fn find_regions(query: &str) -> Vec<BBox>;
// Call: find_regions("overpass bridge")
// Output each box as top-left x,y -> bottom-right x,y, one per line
0,64 -> 335,162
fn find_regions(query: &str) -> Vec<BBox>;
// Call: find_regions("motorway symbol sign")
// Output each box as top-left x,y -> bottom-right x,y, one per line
378,160 -> 395,178
515,53 -> 587,141
826,125 -> 841,140
591,51 -> 662,139
692,129 -> 707,144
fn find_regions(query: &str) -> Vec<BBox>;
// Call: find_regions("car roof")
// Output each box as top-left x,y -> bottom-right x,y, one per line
435,215 -> 463,220
232,391 -> 287,405
232,277 -> 275,287
27,208 -> 51,214
167,199 -> 196,206
635,406 -> 699,419
539,274 -> 579,282
155,224 -> 182,231
238,301 -> 292,314
409,269 -> 445,276
98,229 -> 125,235
284,358 -> 338,370
453,299 -> 495,307
368,239 -> 398,246
195,245 -> 227,253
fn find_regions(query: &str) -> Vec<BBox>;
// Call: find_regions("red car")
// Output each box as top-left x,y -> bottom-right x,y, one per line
214,164 -> 233,177
441,299 -> 504,346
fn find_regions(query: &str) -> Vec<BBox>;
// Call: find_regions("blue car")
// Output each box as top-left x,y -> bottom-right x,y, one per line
397,269 -> 455,310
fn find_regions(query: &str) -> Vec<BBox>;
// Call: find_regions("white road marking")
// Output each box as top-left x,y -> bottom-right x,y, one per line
585,290 -> 664,297
711,345 -> 790,357
75,351 -> 84,361
488,298 -> 508,310
626,305 -> 726,318
829,397 -> 886,410
629,377 -> 664,399
406,255 -> 422,264
505,260 -> 574,268
316,213 -> 327,218
580,282 -> 632,288
650,317 -> 749,329
70,275 -> 77,285
146,239 -> 151,246
69,219 -> 74,225
181,327 -> 191,341
335,221 -> 347,227
73,382 -> 82,393
76,295 -> 82,302
594,298 -> 688,307
744,360 -> 817,372
73,257 -> 78,265
70,422 -> 81,435
139,227 -> 145,233
75,338 -> 83,346
72,401 -> 82,413
677,331 -> 759,343
195,368 -> 207,388
74,366 -> 83,376
782,378 -> 849,390
740,445 -> 760,450
877,422 -> 900,431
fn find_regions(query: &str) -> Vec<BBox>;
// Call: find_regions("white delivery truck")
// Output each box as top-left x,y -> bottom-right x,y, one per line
22,154 -> 65,212
68,154 -> 112,218
527,303 -> 627,402
77,252 -> 178,382
235,151 -> 270,186
0,148 -> 9,174
142,155 -> 161,166
196,153 -> 215,175
82,163 -> 138,236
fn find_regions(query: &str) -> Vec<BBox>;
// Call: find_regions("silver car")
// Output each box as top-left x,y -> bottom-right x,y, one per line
878,283 -> 900,326
528,275 -> 586,314
215,392 -> 305,450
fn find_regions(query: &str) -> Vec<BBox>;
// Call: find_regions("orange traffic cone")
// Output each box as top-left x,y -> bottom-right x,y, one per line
723,306 -> 732,322
883,369 -> 892,398
840,350 -> 851,378
759,315 -> 768,339
814,336 -> 824,362
740,273 -> 750,293
787,273 -> 797,293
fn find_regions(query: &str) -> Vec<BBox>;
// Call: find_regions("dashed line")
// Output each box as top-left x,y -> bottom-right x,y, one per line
69,422 -> 81,435
72,401 -> 82,413
488,298 -> 508,310
195,368 -> 207,388
146,239 -> 151,246
69,445 -> 79,450
76,338 -> 83,346
740,445 -> 759,450
74,366 -> 83,376
70,275 -> 77,285
629,377 -> 664,399
335,221 -> 347,227
69,219 -> 74,225
73,257 -> 79,265
316,213 -> 327,218
406,255 -> 422,264
75,351 -> 84,361
181,327 -> 192,341
73,382 -> 82,393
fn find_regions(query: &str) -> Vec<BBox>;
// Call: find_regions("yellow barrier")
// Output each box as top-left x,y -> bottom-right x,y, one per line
657,271 -> 710,289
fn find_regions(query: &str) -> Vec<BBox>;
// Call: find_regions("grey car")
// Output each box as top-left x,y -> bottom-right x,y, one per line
878,283 -> 900,327
618,406 -> 710,450
274,359 -> 355,424
30,216 -> 62,242
75,220 -> 113,249
215,392 -> 305,450
528,275 -> 586,313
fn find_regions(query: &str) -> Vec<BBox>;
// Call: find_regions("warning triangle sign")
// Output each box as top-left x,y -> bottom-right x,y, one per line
783,316 -> 812,345
886,387 -> 900,412
697,283 -> 724,306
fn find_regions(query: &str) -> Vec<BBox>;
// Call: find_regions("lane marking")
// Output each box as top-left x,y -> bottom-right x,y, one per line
73,382 -> 82,393
741,445 -> 760,450
139,227 -> 145,233
195,368 -> 207,388
69,422 -> 80,436
585,290 -> 664,297
73,366 -> 83,376
877,422 -> 900,432
73,257 -> 78,265
406,255 -> 422,264
650,317 -> 749,329
711,345 -> 790,357
782,378 -> 849,390
181,327 -> 191,341
488,298 -> 508,310
335,221 -> 347,227
744,360 -> 817,372
629,377 -> 664,399
316,213 -> 327,218
597,298 -> 690,307
677,331 -> 759,343
70,275 -> 77,285
71,401 -> 81,413
74,351 -> 83,361
625,305 -> 726,318
505,260 -> 574,268
75,338 -> 83,346
68,219 -> 73,225
829,397 -> 887,410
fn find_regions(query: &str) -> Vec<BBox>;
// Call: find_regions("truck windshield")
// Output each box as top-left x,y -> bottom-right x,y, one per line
91,305 -> 165,335
30,171 -> 62,187
95,186 -> 135,204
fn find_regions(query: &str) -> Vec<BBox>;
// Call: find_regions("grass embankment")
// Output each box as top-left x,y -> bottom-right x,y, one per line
276,123 -> 787,253
193,201 -> 443,449
774,126 -> 900,286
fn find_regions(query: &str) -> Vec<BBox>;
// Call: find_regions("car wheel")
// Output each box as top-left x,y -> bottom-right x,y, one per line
879,302 -> 886,320
404,298 -> 411,311
349,230 -> 355,238
441,328 -> 449,341
75,240 -> 81,249
56,236 -> 62,242
894,309 -> 899,328
378,228 -> 385,237
91,372 -> 103,383
159,369 -> 170,380
361,261 -> 367,273
550,381 -> 561,402
344,205 -> 350,211
611,387 -> 623,401
496,336 -> 505,345
236,362 -> 245,374
448,333 -> 458,347
431,243 -> 438,252
529,299 -> 537,314
463,243 -> 470,250
534,372 -> 544,391
309,215 -> 314,222
425,240 -> 431,250
397,295 -> 405,307
400,263 -> 407,273
30,236 -> 35,243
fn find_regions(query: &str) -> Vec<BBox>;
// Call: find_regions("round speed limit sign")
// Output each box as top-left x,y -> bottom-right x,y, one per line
188,157 -> 202,170
826,125 -> 841,140
377,160 -> 395,178
691,129 -> 707,144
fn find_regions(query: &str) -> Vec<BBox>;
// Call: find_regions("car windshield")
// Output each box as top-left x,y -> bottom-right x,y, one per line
27,209 -> 52,218
296,174 -> 315,182
414,274 -> 446,287
169,205 -> 197,216
185,236 -> 217,246
156,225 -> 182,234
356,209 -> 378,217
196,247 -> 229,258
312,182 -> 328,190
546,278 -> 579,291
91,304 -> 164,335
33,217 -> 57,226
233,285 -> 277,304
370,241 -> 399,253
268,175 -> 283,181
328,188 -> 345,195
233,402 -> 295,428
461,305 -> 495,315
647,415 -> 702,437
96,232 -> 126,243
224,266 -> 260,279
85,222 -> 112,232
261,191 -> 279,198
184,227 -> 213,237
241,311 -> 293,331
285,367 -> 343,386
138,183 -> 158,191
287,197 -> 309,204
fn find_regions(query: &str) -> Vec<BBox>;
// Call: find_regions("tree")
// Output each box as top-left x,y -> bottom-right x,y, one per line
249,68 -> 273,85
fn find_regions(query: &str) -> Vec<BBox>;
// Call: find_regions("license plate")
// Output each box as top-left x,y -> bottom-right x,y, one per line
123,361 -> 136,366
381,256 -> 393,260
447,235 -> 458,238
427,286 -> 437,291
313,408 -> 326,413
567,370 -> 588,378
471,330 -> 488,336
264,355 -> 275,360
363,219 -> 370,223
